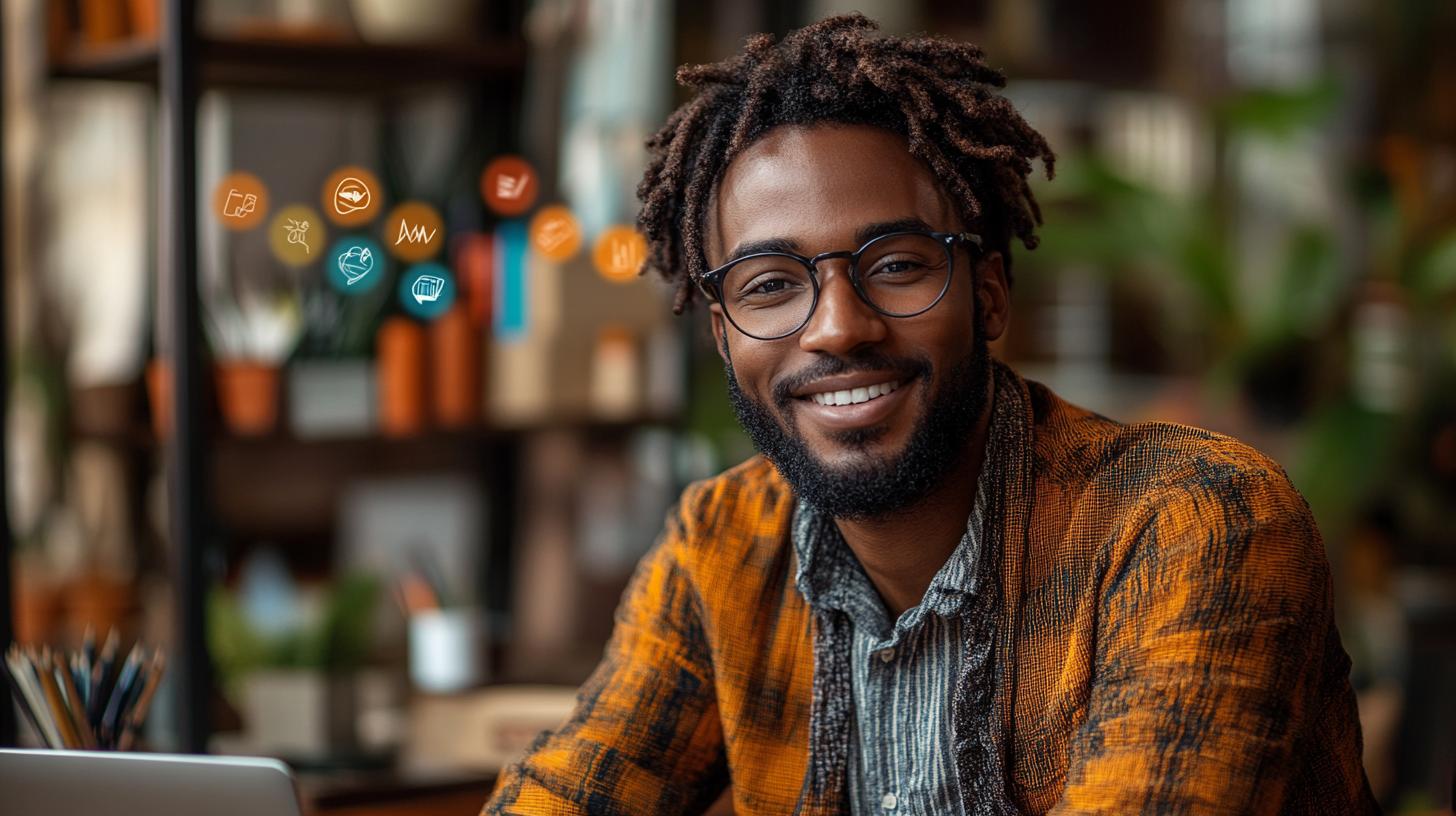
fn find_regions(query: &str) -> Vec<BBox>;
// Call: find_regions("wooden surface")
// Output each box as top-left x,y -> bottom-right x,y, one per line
299,770 -> 496,816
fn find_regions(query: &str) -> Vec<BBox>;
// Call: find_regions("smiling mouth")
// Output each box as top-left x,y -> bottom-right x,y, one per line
803,378 -> 903,406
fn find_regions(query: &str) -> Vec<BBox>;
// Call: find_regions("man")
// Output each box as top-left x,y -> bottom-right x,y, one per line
485,14 -> 1377,815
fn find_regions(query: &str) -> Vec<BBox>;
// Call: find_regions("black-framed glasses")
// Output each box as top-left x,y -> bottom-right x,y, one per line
698,231 -> 981,341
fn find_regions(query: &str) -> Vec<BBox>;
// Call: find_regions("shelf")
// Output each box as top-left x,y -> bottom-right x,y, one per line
50,35 -> 528,91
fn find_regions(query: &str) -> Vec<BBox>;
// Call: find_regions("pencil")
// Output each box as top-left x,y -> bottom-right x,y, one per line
6,649 -> 60,749
36,649 -> 81,749
55,657 -> 99,749
117,649 -> 165,752
100,645 -> 142,746
89,629 -> 119,727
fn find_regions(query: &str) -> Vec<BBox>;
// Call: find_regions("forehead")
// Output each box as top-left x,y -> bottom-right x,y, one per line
709,124 -> 957,261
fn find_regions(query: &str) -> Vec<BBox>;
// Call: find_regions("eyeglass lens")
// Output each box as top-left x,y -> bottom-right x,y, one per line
719,233 -> 952,338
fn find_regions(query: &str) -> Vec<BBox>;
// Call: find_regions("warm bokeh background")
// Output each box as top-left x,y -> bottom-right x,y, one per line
3,0 -> 1453,812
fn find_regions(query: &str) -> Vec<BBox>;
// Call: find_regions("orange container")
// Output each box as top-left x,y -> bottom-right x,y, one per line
145,358 -> 172,440
216,361 -> 281,436
430,305 -> 481,429
378,317 -> 428,437
127,0 -> 160,37
80,0 -> 128,45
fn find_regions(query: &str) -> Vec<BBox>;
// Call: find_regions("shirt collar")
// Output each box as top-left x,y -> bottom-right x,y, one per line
792,388 -> 1003,627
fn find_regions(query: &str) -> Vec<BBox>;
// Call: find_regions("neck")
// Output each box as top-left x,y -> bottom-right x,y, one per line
833,380 -> 994,618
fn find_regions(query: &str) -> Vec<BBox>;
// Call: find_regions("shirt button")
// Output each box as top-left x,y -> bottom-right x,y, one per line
881,792 -> 898,810
878,649 -> 894,663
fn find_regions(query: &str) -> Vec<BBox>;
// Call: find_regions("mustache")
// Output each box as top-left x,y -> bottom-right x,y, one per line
770,351 -> 933,408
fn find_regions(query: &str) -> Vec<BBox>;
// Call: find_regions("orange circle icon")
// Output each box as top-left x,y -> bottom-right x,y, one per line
481,155 -> 538,216
322,166 -> 383,227
384,201 -> 445,262
212,171 -> 269,231
529,206 -> 582,262
593,225 -> 648,283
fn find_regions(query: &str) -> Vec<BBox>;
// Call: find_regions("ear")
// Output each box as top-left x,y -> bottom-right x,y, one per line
975,251 -> 1011,342
709,303 -> 731,366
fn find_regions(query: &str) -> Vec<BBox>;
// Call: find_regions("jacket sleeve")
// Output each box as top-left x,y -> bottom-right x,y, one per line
482,500 -> 729,816
1051,456 -> 1373,814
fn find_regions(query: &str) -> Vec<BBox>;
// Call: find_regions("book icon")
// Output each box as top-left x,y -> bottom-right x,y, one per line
412,275 -> 446,304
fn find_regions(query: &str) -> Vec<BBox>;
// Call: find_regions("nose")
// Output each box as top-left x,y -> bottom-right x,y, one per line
797,260 -> 887,355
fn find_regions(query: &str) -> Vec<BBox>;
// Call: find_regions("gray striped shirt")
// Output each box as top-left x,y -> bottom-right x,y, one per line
793,474 -> 987,816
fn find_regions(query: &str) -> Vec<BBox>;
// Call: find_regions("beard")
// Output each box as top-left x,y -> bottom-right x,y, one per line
723,307 -> 992,521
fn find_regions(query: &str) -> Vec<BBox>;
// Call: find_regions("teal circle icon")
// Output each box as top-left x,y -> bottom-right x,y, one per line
327,235 -> 384,294
398,263 -> 456,320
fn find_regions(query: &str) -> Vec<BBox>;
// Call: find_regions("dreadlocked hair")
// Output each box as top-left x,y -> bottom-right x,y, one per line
636,12 -> 1056,314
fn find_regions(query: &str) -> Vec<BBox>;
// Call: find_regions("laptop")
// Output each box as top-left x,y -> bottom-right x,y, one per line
0,749 -> 302,816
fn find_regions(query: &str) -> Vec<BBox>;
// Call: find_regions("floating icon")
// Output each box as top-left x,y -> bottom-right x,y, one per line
286,219 -> 310,252
396,220 -> 437,247
223,189 -> 257,219
412,274 -> 446,304
384,201 -> 444,262
481,155 -> 537,216
497,175 -> 527,200
592,225 -> 648,283
327,236 -> 385,294
322,166 -> 382,227
529,205 -> 581,261
269,204 -> 323,267
398,263 -> 455,320
212,171 -> 269,231
338,245 -> 374,285
334,177 -> 371,214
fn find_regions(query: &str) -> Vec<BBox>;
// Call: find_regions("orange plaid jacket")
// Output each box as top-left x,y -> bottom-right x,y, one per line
484,367 -> 1377,815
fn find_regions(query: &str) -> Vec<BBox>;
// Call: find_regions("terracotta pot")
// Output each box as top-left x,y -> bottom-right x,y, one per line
145,359 -> 172,440
126,0 -> 160,37
216,361 -> 282,437
377,318 -> 428,437
80,0 -> 128,45
430,305 -> 481,429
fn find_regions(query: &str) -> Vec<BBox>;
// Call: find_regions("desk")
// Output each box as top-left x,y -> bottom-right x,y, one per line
297,769 -> 496,816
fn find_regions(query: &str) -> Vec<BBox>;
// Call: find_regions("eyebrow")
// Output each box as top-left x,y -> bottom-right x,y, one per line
723,217 -> 940,265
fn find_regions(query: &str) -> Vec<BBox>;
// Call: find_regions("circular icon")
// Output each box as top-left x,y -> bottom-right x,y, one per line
529,205 -> 582,262
592,225 -> 648,283
383,201 -> 445,262
481,155 -> 538,217
268,204 -> 324,267
322,166 -> 382,227
398,263 -> 456,321
212,171 -> 270,231
327,235 -> 385,294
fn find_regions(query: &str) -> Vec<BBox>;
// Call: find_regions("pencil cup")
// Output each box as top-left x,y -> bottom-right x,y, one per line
408,608 -> 486,693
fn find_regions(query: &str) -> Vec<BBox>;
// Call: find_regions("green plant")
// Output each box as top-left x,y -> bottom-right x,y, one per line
208,573 -> 381,698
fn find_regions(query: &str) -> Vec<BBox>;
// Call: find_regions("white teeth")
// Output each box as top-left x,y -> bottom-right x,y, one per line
807,379 -> 901,406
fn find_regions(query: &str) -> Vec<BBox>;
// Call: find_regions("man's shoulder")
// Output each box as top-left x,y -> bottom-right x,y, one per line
1025,377 -> 1299,508
670,454 -> 797,566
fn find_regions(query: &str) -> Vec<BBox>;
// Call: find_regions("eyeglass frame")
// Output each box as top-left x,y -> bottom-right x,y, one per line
697,230 -> 984,341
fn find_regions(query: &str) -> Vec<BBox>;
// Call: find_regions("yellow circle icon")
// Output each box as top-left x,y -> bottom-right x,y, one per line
529,205 -> 582,262
592,225 -> 648,283
383,201 -> 445,262
268,204 -> 323,267
322,166 -> 383,227
212,171 -> 269,231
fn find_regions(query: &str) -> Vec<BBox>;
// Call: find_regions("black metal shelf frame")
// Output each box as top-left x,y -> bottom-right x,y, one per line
0,6 -> 528,751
